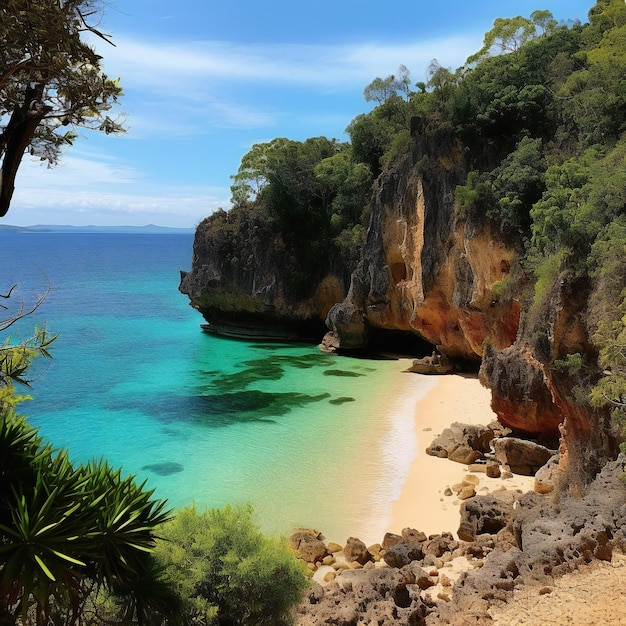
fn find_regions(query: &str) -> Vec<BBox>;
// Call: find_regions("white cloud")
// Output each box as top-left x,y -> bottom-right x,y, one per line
10,155 -> 228,228
95,33 -> 481,138
104,34 -> 480,89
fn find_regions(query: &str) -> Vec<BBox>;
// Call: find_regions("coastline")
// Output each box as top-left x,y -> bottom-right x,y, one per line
386,373 -> 534,539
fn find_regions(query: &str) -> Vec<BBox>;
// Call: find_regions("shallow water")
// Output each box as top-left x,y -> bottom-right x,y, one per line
1,231 -> 434,541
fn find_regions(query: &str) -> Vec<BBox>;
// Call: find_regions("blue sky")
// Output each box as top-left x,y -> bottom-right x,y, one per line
8,0 -> 594,228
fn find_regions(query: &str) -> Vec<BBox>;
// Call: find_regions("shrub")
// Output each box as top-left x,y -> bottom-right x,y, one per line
156,505 -> 308,626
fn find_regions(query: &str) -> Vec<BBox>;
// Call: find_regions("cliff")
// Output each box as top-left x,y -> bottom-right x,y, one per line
179,206 -> 346,341
179,121 -> 616,481
322,118 -> 520,362
181,1 -> 626,486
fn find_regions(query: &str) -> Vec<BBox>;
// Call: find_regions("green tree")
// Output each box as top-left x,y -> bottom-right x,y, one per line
467,15 -> 539,64
0,0 -> 124,217
156,505 -> 308,626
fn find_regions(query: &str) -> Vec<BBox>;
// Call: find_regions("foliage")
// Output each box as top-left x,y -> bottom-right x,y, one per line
156,505 -> 308,626
226,136 -> 372,295
0,0 -> 124,217
363,64 -> 412,104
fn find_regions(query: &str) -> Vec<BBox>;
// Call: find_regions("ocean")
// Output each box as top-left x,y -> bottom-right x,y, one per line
0,231 -> 435,542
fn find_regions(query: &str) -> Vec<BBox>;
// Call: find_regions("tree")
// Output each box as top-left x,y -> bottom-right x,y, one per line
363,65 -> 413,104
0,0 -> 124,217
156,505 -> 308,626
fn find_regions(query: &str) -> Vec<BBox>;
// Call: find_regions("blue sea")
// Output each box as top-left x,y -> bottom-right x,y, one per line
1,231 -> 435,542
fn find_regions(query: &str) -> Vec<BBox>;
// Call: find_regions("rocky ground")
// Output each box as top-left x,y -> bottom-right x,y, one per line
488,553 -> 626,625
290,424 -> 626,625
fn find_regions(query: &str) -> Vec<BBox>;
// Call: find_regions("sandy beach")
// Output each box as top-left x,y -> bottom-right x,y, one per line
386,373 -> 534,539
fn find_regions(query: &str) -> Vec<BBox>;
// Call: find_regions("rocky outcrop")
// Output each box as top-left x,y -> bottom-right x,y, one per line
425,422 -> 494,465
294,456 -> 626,625
407,352 -> 454,374
481,271 -> 618,484
181,118 -> 616,485
179,208 -> 346,341
323,120 -> 521,361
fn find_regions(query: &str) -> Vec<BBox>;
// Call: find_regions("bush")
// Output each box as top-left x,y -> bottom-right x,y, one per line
156,505 -> 308,626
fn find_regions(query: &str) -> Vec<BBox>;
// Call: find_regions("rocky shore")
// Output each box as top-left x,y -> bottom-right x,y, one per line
289,415 -> 626,625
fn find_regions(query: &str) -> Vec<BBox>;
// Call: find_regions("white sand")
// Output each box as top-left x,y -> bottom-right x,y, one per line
386,374 -> 534,539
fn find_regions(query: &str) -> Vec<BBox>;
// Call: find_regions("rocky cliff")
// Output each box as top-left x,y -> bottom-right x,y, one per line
179,206 -> 346,341
322,118 -> 520,363
180,118 -> 617,484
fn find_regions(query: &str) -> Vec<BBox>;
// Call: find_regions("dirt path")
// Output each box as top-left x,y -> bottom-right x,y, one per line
488,553 -> 626,625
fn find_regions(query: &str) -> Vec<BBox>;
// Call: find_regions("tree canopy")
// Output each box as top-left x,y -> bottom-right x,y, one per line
0,0 -> 124,217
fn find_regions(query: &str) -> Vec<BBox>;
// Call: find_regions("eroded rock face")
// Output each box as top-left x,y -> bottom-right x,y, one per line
324,124 -> 521,361
481,272 -> 618,482
179,210 -> 346,341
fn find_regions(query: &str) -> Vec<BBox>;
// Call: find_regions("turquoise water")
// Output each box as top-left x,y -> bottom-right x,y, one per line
1,232 -> 435,542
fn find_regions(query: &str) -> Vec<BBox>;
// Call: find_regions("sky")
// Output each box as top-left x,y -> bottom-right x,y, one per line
7,0 -> 595,228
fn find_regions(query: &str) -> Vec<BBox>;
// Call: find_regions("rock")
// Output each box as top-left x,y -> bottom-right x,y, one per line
458,485 -> 476,500
295,566 -> 430,625
491,437 -> 557,476
407,352 -> 454,374
444,487 -> 453,496
534,454 -> 562,494
381,532 -> 403,549
326,541 -> 343,554
383,541 -> 425,568
426,422 -> 494,465
289,531 -> 328,563
463,473 -> 480,485
343,536 -> 371,565
367,543 -> 382,560
486,460 -> 502,478
402,527 -> 428,542
457,493 -> 518,542
423,535 -> 454,559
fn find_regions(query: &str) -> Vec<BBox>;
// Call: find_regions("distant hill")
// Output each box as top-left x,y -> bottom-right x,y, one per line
0,224 -> 195,234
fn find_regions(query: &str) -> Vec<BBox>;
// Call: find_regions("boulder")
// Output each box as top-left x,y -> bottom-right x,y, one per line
533,454 -> 562,494
426,422 -> 494,465
381,532 -> 403,549
343,536 -> 371,565
491,437 -> 557,476
407,352 -> 454,375
423,534 -> 455,558
383,541 -> 425,568
457,493 -> 518,542
289,531 -> 328,563
401,527 -> 427,542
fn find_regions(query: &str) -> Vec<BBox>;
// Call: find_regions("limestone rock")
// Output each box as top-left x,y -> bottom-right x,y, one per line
533,454 -> 562,494
426,422 -> 494,465
457,493 -> 518,542
486,460 -> 502,478
381,532 -> 403,549
289,531 -> 328,563
407,352 -> 454,375
343,536 -> 371,565
401,527 -> 428,543
383,541 -> 425,568
491,437 -> 557,476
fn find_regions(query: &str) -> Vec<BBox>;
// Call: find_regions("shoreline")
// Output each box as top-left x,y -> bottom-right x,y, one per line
385,373 -> 534,539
